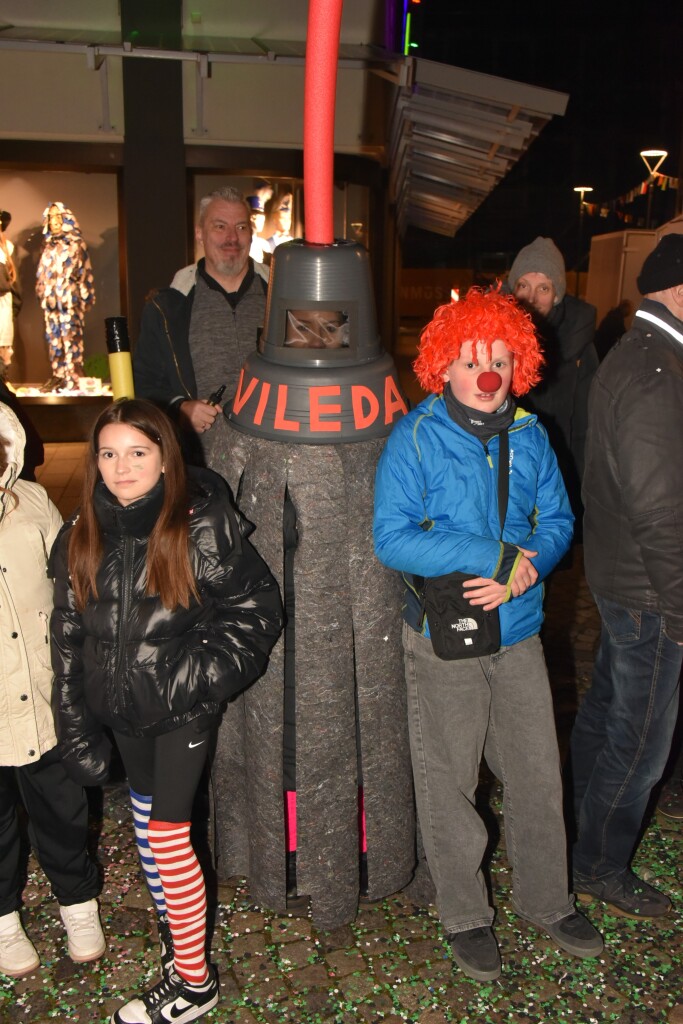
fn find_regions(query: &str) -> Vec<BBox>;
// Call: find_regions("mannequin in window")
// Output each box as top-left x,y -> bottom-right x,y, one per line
247,195 -> 268,265
0,347 -> 44,482
0,211 -> 41,478
0,210 -> 20,355
265,193 -> 294,254
35,203 -> 96,392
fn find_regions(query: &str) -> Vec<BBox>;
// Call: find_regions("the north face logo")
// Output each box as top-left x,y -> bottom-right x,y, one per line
450,618 -> 479,632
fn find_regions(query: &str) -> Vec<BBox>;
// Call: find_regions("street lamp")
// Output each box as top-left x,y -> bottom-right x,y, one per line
573,186 -> 593,297
640,149 -> 668,229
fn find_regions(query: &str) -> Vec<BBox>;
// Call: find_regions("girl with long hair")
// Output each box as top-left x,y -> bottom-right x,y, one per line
50,399 -> 282,1024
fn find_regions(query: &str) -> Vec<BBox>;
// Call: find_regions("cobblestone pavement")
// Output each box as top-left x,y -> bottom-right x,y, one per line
1,548 -> 681,1023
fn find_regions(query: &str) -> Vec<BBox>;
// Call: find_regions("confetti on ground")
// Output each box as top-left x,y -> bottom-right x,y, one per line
1,554 -> 680,1023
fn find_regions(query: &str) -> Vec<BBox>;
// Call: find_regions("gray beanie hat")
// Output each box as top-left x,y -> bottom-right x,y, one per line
508,236 -> 566,304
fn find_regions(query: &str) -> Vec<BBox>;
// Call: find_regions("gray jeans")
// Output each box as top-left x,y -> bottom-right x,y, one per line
403,623 -> 574,934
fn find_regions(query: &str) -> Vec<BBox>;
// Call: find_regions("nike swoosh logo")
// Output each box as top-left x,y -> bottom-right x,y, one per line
188,740 -> 205,749
163,999 -> 192,1021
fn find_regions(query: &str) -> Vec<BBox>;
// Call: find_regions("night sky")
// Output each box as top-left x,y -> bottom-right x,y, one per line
402,0 -> 683,272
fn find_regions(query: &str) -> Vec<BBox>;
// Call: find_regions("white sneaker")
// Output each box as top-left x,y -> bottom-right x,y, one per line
0,911 -> 40,977
59,899 -> 106,962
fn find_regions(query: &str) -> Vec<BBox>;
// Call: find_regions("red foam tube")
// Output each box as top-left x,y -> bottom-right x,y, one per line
304,0 -> 344,245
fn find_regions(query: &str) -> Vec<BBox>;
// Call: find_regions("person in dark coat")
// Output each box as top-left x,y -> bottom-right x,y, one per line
50,399 -> 282,1024
133,187 -> 268,465
570,235 -> 683,920
507,237 -> 598,523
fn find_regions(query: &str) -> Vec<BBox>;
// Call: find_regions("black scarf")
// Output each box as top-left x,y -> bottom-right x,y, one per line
94,476 -> 165,539
443,382 -> 515,440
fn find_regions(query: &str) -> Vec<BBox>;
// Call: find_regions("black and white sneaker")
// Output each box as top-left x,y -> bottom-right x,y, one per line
111,965 -> 218,1023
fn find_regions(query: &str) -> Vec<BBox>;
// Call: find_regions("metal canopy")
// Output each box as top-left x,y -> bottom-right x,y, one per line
391,58 -> 568,237
0,25 -> 392,67
0,25 -> 568,239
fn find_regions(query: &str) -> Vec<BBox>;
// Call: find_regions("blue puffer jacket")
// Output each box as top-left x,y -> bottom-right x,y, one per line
373,392 -> 573,647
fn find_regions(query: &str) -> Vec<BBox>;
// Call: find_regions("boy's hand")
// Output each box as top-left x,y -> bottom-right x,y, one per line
511,548 -> 538,597
462,577 -> 507,611
462,547 -> 539,610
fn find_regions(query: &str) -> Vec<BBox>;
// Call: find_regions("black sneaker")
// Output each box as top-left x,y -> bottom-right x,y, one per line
574,868 -> 671,919
537,911 -> 603,958
157,913 -> 174,977
447,926 -> 501,981
111,965 -> 218,1023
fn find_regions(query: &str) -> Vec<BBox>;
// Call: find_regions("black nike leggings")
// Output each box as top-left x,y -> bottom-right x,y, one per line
113,717 -> 214,822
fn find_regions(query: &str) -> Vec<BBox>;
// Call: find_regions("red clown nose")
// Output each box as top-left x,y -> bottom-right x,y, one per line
477,371 -> 503,393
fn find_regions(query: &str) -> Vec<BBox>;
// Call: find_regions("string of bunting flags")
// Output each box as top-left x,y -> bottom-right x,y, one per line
582,172 -> 680,222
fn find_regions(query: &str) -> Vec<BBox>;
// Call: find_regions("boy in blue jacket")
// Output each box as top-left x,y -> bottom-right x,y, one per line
373,287 -> 602,981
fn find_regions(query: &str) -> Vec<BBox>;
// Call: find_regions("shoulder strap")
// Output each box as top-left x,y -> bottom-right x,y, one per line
496,429 -> 509,538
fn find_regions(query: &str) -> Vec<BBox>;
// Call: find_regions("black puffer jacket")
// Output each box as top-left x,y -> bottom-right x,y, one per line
50,466 -> 283,784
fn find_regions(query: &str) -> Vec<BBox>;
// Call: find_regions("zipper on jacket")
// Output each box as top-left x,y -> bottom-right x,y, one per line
38,610 -> 49,644
113,534 -> 134,716
153,298 -> 194,399
232,308 -> 241,352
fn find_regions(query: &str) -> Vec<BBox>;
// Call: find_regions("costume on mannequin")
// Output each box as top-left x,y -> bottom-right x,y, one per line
264,193 -> 294,254
35,203 -> 96,391
0,210 -> 20,351
247,195 -> 268,265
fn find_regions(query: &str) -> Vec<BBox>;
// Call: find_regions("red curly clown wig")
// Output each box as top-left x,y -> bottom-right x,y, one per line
414,285 -> 544,396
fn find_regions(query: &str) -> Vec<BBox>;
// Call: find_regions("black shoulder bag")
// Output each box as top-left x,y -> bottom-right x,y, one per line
421,429 -> 509,660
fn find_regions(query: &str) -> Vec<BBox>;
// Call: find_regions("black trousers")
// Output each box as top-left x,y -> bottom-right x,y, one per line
114,718 -> 213,822
0,746 -> 100,915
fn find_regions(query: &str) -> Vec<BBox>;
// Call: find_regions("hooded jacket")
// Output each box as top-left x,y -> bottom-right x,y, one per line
50,465 -> 283,784
582,298 -> 683,641
373,393 -> 573,647
0,405 -> 63,767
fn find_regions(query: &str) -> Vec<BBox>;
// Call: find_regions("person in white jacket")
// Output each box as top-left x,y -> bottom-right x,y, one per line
0,405 -> 105,977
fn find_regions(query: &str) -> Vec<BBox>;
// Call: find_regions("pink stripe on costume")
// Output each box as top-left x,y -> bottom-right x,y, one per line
284,790 -> 297,852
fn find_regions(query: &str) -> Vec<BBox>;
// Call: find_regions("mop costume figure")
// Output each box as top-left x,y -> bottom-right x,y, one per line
207,238 -> 416,931
35,203 -> 96,389
197,0 -> 418,932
